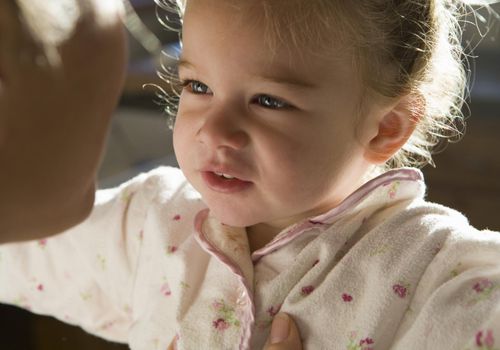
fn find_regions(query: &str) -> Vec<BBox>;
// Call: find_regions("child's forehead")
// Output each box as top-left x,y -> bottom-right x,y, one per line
181,0 -> 359,92
182,0 -> 351,57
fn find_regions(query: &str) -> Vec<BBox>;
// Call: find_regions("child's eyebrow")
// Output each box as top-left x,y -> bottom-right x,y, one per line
258,70 -> 318,90
177,58 -> 317,90
177,58 -> 194,70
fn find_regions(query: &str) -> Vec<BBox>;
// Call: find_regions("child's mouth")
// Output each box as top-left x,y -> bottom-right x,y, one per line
201,171 -> 253,193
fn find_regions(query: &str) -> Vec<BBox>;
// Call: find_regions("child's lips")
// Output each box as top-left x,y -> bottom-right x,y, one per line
201,171 -> 253,193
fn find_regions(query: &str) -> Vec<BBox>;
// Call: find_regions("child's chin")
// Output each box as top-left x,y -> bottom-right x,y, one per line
209,208 -> 258,228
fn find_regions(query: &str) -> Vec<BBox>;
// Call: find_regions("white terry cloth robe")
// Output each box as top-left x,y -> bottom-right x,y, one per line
1,166 -> 500,350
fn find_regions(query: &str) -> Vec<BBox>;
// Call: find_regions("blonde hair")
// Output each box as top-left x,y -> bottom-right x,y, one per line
157,0 -> 486,168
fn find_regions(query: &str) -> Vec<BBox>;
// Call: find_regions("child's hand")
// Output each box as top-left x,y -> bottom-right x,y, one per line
166,312 -> 303,349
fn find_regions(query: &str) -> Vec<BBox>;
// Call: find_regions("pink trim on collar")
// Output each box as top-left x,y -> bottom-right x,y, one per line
251,168 -> 423,263
194,209 -> 255,350
312,168 -> 422,224
251,220 -> 324,264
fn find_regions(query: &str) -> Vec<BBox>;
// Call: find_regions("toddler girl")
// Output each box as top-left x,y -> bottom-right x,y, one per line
2,0 -> 500,349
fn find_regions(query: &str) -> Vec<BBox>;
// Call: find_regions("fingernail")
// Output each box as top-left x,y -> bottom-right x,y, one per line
270,313 -> 290,344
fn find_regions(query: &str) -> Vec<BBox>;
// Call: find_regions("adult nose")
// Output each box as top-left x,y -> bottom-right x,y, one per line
196,104 -> 250,151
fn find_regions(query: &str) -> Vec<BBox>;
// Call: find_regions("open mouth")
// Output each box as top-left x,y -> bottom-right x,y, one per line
214,171 -> 236,180
201,171 -> 252,193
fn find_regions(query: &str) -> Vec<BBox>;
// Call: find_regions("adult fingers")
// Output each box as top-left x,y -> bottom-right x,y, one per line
264,312 -> 303,350
164,313 -> 303,350
167,338 -> 176,350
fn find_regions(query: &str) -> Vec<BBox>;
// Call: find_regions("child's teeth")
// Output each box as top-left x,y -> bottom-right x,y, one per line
215,172 -> 234,179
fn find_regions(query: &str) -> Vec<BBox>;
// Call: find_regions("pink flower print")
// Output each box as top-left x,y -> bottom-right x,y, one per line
360,338 -> 374,345
211,299 -> 240,332
267,304 -> 282,317
477,330 -> 485,347
485,331 -> 496,347
342,293 -> 353,302
476,329 -> 496,349
393,283 -> 409,298
469,278 -> 498,306
347,331 -> 376,350
173,214 -> 181,221
166,245 -> 178,255
473,279 -> 494,294
387,181 -> 400,199
312,259 -> 320,267
257,303 -> 282,331
139,230 -> 144,242
301,285 -> 315,296
37,284 -> 44,292
213,318 -> 230,331
38,239 -> 47,248
160,282 -> 172,297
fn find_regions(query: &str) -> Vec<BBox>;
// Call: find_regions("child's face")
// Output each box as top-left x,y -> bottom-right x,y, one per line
174,0 -> 376,233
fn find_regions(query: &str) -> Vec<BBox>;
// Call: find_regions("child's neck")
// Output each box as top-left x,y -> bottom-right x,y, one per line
245,205 -> 338,253
246,223 -> 281,253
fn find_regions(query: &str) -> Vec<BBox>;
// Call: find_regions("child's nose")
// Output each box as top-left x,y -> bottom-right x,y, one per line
196,108 -> 249,150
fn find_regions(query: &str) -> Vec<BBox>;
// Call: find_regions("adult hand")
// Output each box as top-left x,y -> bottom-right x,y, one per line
263,312 -> 303,350
0,0 -> 127,243
166,312 -> 303,350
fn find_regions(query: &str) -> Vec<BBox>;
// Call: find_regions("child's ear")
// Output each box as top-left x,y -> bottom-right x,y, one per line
364,95 -> 422,164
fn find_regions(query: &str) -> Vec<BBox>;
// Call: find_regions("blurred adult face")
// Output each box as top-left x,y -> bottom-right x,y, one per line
0,0 -> 127,242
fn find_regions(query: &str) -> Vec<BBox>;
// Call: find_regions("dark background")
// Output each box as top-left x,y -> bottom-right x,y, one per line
1,1 -> 499,349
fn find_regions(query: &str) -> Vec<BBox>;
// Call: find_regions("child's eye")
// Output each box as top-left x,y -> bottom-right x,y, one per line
254,95 -> 290,110
182,80 -> 212,95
